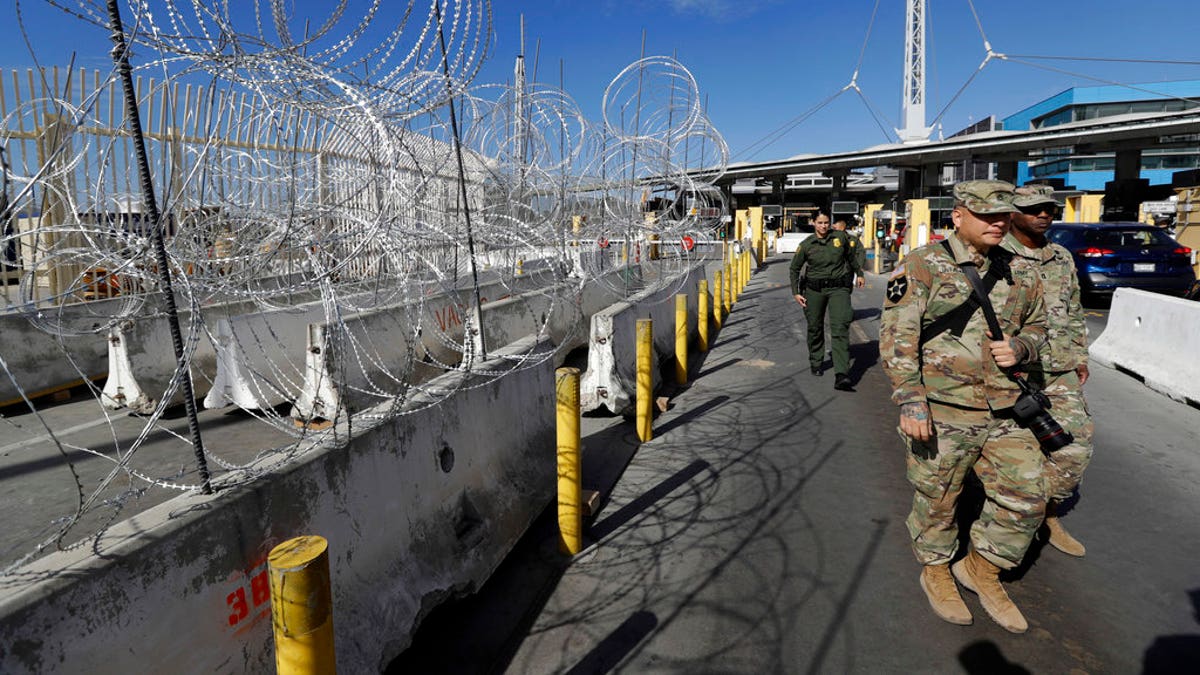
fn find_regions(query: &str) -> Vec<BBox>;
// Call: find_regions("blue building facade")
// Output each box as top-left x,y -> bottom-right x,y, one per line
1001,80 -> 1200,190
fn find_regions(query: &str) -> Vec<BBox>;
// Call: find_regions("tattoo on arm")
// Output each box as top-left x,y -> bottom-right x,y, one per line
901,402 -> 929,421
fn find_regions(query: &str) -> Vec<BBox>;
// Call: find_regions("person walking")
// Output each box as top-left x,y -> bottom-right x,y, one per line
880,180 -> 1049,633
789,211 -> 865,391
1007,184 -> 1094,557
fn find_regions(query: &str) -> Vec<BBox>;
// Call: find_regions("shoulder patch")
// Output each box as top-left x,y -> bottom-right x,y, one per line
850,239 -> 857,248
886,275 -> 909,303
833,238 -> 842,248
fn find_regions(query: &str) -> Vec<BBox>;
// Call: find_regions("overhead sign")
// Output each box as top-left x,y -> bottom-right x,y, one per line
762,205 -> 783,216
1142,200 -> 1176,215
928,197 -> 956,211
831,201 -> 859,215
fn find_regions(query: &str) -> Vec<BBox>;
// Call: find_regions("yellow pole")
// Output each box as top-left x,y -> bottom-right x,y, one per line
731,252 -> 740,304
269,536 -> 336,675
636,318 -> 653,442
723,259 -> 732,312
698,279 -> 709,352
713,271 -> 723,329
674,294 -> 688,385
556,367 -> 583,555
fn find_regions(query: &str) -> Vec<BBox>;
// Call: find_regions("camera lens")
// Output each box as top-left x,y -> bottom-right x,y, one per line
1028,413 -> 1073,452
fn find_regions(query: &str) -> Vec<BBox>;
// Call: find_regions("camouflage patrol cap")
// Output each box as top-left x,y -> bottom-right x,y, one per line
952,179 -> 1019,214
1013,184 -> 1064,208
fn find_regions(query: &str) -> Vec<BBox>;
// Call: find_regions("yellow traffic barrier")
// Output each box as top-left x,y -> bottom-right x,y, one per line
722,263 -> 732,313
713,271 -> 723,329
636,318 -> 653,442
674,294 -> 688,385
268,536 -> 336,675
556,367 -> 583,555
727,258 -> 735,307
698,279 -> 709,352
731,255 -> 740,305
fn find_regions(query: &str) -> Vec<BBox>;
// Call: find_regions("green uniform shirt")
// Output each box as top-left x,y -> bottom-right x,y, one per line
1002,233 -> 1088,374
880,234 -> 1048,410
788,231 -> 863,294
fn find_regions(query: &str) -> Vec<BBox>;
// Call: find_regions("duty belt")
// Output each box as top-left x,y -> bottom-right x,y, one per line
806,274 -> 852,291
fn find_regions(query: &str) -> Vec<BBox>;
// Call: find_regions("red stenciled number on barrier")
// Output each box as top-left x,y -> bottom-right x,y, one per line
250,570 -> 270,607
227,587 -> 250,626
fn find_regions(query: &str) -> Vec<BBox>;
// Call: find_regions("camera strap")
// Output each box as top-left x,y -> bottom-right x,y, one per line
959,263 -> 1006,341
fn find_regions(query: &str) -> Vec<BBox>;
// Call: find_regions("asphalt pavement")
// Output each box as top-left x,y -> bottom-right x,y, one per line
390,255 -> 1200,674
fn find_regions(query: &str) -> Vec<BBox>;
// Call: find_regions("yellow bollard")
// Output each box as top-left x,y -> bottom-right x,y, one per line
731,254 -> 740,305
674,294 -> 688,385
873,239 -> 881,274
556,367 -> 583,555
713,271 -> 723,329
698,279 -> 709,352
723,261 -> 732,312
636,318 -> 653,442
269,536 -> 336,675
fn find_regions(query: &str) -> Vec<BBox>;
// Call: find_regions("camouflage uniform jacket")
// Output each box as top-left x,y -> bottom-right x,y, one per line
788,231 -> 862,294
1002,234 -> 1088,374
880,234 -> 1048,410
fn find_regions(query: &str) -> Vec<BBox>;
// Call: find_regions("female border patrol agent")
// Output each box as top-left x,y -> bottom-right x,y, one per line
789,210 -> 865,391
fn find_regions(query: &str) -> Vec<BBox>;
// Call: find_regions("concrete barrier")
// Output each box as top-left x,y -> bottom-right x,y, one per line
0,323 -> 106,408
580,262 -> 712,414
0,335 -> 557,673
1089,287 -> 1200,404
776,232 -> 811,254
292,266 -> 642,421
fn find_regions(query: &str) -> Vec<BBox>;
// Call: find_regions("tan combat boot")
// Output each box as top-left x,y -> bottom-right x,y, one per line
952,548 -> 1029,633
919,564 -> 972,625
1044,501 -> 1086,557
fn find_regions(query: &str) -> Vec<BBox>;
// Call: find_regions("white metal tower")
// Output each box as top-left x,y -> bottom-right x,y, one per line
897,0 -> 932,143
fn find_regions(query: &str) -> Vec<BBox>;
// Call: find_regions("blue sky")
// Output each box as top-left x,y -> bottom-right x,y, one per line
5,0 -> 1200,161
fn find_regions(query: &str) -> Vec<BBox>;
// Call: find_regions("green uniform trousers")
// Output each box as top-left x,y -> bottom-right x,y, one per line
1039,369 -> 1094,501
803,286 -> 853,374
905,402 -> 1047,570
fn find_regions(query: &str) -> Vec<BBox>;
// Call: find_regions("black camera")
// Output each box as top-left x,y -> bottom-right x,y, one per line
1011,383 -> 1073,453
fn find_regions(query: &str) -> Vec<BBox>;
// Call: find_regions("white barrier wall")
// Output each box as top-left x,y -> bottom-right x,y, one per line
580,262 -> 713,414
292,266 -> 641,421
0,336 -> 557,674
0,296 -> 128,406
1089,287 -> 1200,404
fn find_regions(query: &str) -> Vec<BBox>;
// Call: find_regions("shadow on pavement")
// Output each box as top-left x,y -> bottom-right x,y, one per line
958,640 -> 1032,674
1142,588 -> 1200,674
563,610 -> 659,675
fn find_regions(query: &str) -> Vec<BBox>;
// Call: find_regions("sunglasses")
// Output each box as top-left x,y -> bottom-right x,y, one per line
1017,204 -> 1060,215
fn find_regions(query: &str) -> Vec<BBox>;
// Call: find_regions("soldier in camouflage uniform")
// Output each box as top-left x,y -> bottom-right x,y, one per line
880,180 -> 1048,633
789,211 -> 865,391
1007,185 -> 1094,557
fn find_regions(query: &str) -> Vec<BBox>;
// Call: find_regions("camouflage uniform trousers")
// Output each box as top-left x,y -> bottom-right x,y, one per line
905,401 -> 1047,570
1039,369 -> 1095,501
